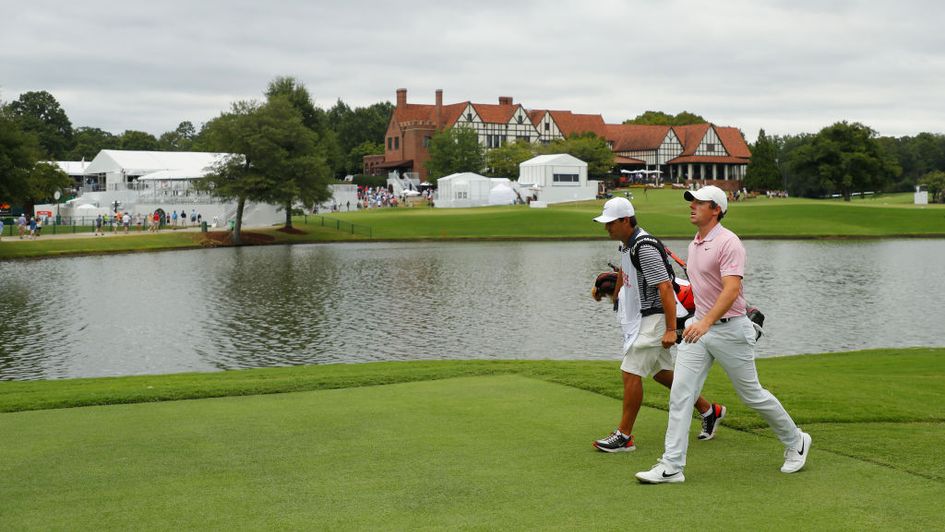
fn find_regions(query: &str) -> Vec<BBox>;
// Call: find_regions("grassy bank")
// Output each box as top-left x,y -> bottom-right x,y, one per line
1,348 -> 943,529
1,190 -> 942,260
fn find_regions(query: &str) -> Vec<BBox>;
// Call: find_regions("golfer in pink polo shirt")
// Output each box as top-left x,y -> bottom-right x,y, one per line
635,186 -> 811,484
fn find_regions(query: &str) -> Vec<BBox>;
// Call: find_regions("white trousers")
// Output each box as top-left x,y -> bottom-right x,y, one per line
661,315 -> 801,469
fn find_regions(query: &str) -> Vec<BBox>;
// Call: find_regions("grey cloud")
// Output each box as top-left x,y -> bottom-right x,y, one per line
2,0 -> 944,141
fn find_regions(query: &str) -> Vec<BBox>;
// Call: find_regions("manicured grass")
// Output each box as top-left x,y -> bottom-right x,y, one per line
325,190 -> 945,239
1,349 -> 943,529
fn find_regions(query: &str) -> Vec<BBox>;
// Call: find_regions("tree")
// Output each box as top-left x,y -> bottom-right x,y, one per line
69,127 -> 119,160
346,140 -> 385,175
920,170 -> 945,203
27,161 -> 72,207
0,111 -> 41,207
744,129 -> 782,192
538,132 -> 614,178
197,98 -> 328,243
158,121 -> 196,151
425,127 -> 485,180
119,130 -> 159,151
265,77 -> 334,227
789,122 -> 900,200
6,90 -> 75,158
486,139 -> 535,177
327,99 -> 394,175
623,110 -> 707,126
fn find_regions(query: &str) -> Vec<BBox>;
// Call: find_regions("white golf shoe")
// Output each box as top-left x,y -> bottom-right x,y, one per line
635,462 -> 685,484
781,431 -> 812,473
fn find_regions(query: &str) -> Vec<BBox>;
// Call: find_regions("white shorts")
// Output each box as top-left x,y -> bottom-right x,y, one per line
620,313 -> 675,378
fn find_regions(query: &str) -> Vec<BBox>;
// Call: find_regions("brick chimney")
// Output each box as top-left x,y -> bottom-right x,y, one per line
435,89 -> 443,129
396,88 -> 407,107
498,96 -> 513,105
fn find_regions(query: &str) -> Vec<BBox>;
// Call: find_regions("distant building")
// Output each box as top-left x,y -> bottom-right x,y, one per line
370,88 -> 751,188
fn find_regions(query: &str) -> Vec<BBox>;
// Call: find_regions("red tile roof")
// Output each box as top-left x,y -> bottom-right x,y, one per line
440,102 -> 469,127
716,127 -> 752,158
605,124 -> 671,151
392,103 -> 435,124
548,111 -> 608,138
672,124 -> 712,156
527,109 -> 547,126
471,103 -> 518,124
614,155 -> 646,164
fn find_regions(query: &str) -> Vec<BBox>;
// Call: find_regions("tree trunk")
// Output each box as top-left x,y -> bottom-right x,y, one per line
232,195 -> 245,245
284,200 -> 293,229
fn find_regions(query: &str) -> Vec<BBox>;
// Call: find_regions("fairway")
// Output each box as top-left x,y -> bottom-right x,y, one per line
2,374 -> 942,529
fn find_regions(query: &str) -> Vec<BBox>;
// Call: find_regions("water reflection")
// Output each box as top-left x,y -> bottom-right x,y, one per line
1,239 -> 943,380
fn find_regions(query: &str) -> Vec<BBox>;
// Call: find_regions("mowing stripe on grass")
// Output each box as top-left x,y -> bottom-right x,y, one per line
1,375 -> 943,529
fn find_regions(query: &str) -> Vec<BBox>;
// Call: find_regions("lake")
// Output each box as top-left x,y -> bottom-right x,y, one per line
1,239 -> 943,380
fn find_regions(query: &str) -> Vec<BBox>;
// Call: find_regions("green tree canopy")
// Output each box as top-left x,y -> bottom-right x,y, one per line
266,83 -> 333,227
6,90 -> 75,159
0,110 -> 71,212
538,132 -> 614,178
0,111 -> 41,206
347,140 -> 385,175
198,98 -> 328,242
158,121 -> 196,151
486,139 -> 536,177
425,127 -> 485,181
789,121 -> 900,200
327,99 -> 394,175
27,161 -> 72,204
69,127 -> 119,160
266,76 -> 343,179
623,110 -> 707,126
119,130 -> 159,151
920,170 -> 945,203
744,129 -> 782,192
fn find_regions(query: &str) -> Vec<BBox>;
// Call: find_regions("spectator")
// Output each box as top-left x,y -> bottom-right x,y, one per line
17,213 -> 27,239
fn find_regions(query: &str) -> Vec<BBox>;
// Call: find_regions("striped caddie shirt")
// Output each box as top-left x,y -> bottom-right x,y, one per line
621,228 -> 672,313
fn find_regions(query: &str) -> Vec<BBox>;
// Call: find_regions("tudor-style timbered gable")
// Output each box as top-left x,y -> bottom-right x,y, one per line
693,126 -> 729,157
529,111 -> 564,144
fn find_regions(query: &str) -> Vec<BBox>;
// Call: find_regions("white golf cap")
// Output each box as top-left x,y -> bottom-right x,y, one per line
593,197 -> 635,223
684,185 -> 728,213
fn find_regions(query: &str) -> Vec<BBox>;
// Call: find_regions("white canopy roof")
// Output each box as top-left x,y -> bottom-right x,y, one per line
438,172 -> 491,183
83,150 -> 231,176
520,153 -> 586,167
52,161 -> 90,175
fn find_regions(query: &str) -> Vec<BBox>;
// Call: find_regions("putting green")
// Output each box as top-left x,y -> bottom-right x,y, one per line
1,375 -> 942,529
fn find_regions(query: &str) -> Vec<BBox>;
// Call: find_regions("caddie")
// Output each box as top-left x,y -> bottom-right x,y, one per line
591,197 -> 725,453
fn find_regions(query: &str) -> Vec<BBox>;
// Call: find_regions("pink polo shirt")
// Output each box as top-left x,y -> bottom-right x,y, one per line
686,224 -> 747,319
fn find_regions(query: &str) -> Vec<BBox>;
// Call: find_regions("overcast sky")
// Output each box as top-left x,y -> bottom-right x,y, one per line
3,0 -> 944,143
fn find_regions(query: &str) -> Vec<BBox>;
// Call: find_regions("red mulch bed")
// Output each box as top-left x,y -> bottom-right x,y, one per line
198,231 -> 277,247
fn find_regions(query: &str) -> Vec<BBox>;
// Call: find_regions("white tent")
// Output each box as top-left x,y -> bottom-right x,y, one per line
488,183 -> 516,205
83,150 -> 230,189
518,153 -> 598,204
435,172 -> 493,208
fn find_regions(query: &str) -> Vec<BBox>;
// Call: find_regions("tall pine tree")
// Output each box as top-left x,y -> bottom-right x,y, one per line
744,129 -> 782,192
